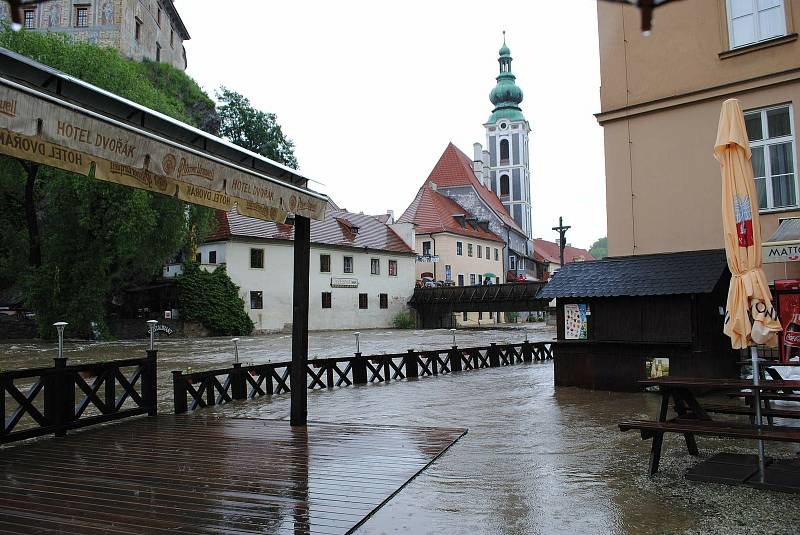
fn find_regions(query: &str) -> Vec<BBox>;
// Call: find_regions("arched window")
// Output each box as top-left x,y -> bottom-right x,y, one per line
500,174 -> 509,196
500,139 -> 510,163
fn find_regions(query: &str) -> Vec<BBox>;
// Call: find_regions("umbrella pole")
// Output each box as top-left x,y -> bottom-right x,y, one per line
751,345 -> 766,482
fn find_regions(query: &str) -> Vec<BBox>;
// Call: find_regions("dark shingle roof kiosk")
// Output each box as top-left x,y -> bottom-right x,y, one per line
539,249 -> 739,391
0,48 -> 328,426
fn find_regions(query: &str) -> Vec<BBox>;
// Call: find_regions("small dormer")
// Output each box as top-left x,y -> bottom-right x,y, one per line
466,216 -> 478,229
477,220 -> 490,232
453,214 -> 467,228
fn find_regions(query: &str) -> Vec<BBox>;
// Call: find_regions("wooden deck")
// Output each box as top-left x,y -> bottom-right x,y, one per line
0,416 -> 466,534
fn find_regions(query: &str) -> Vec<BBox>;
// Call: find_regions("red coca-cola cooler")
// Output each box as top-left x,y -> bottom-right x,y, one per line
775,279 -> 800,362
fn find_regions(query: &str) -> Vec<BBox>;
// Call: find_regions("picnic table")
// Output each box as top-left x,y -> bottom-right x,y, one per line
619,377 -> 800,476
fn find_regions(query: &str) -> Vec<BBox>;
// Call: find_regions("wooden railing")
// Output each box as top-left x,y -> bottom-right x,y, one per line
1,351 -> 157,444
172,341 -> 553,414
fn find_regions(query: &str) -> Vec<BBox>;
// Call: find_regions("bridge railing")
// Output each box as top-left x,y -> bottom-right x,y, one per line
1,351 -> 157,444
172,341 -> 553,414
407,282 -> 549,311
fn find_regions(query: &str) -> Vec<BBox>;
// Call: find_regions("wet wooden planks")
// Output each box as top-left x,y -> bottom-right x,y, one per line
0,416 -> 466,534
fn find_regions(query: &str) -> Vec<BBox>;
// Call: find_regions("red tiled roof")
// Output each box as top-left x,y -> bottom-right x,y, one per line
426,143 -> 526,235
533,238 -> 594,265
205,208 -> 415,254
397,183 -> 504,243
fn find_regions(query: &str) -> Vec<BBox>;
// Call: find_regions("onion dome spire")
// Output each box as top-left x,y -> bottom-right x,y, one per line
488,31 -> 525,123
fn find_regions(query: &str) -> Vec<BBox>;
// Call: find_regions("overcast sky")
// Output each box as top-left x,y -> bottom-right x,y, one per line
180,0 -> 606,250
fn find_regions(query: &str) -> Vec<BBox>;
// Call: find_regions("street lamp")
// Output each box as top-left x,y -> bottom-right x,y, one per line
599,0 -> 684,34
354,332 -> 361,354
231,338 -> 240,364
53,321 -> 67,360
449,328 -> 456,347
146,319 -> 158,350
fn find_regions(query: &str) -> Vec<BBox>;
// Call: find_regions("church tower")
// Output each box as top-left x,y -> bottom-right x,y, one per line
480,33 -> 532,238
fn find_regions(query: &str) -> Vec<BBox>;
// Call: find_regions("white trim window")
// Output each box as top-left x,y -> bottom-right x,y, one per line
727,0 -> 787,49
746,104 -> 796,210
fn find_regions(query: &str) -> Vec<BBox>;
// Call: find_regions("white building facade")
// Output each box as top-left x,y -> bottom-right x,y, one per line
199,208 -> 416,333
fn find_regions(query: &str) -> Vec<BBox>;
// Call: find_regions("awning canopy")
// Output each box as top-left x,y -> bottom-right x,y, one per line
762,218 -> 800,263
0,48 -> 327,223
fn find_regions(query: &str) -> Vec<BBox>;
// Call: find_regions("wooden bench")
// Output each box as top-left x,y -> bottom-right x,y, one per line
619,419 -> 800,476
703,402 -> 800,420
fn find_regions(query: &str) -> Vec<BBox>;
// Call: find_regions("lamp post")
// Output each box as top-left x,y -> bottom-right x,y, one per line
231,338 -> 240,364
449,328 -> 456,347
354,332 -> 361,354
53,321 -> 67,359
146,320 -> 158,350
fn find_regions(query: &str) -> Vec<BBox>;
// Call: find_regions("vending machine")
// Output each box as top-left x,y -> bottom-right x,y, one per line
775,279 -> 800,362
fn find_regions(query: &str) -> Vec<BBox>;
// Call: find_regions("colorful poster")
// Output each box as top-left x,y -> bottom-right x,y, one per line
645,357 -> 670,378
564,304 -> 588,340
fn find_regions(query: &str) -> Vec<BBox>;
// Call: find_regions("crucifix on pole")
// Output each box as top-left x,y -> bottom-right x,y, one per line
552,216 -> 571,268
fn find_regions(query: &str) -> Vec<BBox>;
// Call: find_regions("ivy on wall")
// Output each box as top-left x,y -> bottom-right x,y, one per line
176,262 -> 254,336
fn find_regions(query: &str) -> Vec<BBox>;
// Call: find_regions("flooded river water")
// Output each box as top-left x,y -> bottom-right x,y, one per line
3,324 -> 800,533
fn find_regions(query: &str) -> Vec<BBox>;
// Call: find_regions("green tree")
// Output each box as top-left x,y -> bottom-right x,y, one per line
589,237 -> 608,259
216,87 -> 298,168
0,28 -> 218,337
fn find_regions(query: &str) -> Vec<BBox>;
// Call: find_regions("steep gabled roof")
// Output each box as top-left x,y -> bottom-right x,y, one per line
533,239 -> 595,265
426,143 -> 526,235
398,184 -> 504,243
538,249 -> 728,299
206,208 -> 415,254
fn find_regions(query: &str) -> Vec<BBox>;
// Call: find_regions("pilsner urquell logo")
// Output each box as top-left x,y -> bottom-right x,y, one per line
178,158 -> 214,181
733,194 -> 754,247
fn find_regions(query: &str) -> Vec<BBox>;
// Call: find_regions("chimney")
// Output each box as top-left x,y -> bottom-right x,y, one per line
473,142 -> 483,162
472,142 -> 484,183
482,149 -> 490,169
386,209 -> 394,224
429,182 -> 438,191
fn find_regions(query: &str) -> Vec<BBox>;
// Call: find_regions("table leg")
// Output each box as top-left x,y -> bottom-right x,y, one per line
673,389 -> 700,456
649,432 -> 664,477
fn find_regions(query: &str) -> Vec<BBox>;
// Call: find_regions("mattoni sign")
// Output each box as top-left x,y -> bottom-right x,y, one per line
330,277 -> 358,288
763,243 -> 800,263
416,255 -> 439,263
0,81 -> 325,224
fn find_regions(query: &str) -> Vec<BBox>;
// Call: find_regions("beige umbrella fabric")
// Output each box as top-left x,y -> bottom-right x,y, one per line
714,98 -> 782,350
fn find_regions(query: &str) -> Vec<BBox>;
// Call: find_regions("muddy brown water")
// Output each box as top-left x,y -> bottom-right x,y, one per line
4,324 -> 800,533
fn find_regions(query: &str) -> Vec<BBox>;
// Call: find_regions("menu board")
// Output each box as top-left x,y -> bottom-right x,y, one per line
564,304 -> 588,340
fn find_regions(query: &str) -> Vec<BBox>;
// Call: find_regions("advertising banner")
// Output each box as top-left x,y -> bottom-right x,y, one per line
0,83 -> 325,223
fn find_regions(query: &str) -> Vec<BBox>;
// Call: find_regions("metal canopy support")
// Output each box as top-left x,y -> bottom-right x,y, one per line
291,215 -> 311,427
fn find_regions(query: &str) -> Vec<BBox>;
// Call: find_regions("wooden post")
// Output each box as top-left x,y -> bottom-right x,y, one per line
522,341 -> 532,363
352,352 -> 368,385
405,349 -> 419,379
489,343 -> 500,367
144,349 -> 158,416
50,357 -> 71,437
449,346 -> 462,372
291,215 -> 311,427
231,363 -> 246,401
172,370 -> 188,414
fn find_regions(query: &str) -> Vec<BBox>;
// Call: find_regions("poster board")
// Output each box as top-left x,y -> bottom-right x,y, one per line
564,304 -> 588,340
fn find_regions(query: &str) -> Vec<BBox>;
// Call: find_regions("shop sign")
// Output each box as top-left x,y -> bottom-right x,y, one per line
331,277 -> 358,288
0,83 -> 326,223
416,255 -> 439,263
763,243 -> 800,263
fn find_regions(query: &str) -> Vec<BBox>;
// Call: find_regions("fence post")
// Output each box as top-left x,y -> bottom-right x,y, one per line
405,349 -> 419,379
53,357 -> 72,437
522,341 -> 532,363
352,352 -> 368,385
144,350 -> 158,416
489,343 -> 500,367
450,346 -> 462,372
231,362 -> 246,401
172,370 -> 188,414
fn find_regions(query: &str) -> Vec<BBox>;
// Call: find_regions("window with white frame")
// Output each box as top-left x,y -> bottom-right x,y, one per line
746,104 -> 796,210
370,258 -> 380,275
727,0 -> 787,49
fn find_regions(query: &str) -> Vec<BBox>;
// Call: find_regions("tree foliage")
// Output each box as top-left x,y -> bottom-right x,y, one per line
0,28 -> 219,337
216,87 -> 298,169
176,263 -> 254,336
589,237 -> 608,260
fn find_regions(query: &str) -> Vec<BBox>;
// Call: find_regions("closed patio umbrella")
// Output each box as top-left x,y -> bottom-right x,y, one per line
714,98 -> 783,481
